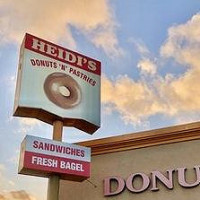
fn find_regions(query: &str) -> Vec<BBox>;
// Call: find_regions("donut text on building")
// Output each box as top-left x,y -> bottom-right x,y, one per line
104,165 -> 200,196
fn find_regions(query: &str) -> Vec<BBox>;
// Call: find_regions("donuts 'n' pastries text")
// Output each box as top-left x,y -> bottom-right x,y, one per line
69,67 -> 96,86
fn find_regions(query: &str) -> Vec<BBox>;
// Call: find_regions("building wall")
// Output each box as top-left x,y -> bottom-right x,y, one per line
59,122 -> 200,200
60,139 -> 200,200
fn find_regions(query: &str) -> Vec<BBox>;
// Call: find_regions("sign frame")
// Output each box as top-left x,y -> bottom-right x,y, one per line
19,135 -> 91,182
14,33 -> 101,134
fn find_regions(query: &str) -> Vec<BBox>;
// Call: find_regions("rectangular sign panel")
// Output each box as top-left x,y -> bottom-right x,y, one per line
19,135 -> 91,181
14,33 -> 101,134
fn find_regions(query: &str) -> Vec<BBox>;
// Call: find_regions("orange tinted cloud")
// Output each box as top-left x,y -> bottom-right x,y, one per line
102,13 -> 200,127
0,0 -> 122,57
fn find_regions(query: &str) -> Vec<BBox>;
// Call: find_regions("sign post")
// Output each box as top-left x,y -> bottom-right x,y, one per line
14,33 -> 100,200
47,175 -> 60,200
47,121 -> 63,200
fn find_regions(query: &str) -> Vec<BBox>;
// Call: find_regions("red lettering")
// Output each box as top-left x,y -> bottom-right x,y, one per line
33,140 -> 39,148
38,142 -> 44,150
81,150 -> 85,157
25,33 -> 101,75
30,59 -> 36,66
55,145 -> 63,153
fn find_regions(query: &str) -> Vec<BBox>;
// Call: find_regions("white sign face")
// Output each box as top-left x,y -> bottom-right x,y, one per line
14,33 -> 101,134
19,135 -> 91,181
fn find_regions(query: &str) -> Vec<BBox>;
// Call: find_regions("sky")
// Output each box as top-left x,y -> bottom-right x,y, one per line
1,0 -> 200,199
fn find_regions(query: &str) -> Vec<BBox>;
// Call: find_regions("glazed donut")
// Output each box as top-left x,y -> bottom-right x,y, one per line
44,72 -> 81,109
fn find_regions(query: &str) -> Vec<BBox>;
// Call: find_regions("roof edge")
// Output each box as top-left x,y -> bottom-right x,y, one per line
78,121 -> 200,155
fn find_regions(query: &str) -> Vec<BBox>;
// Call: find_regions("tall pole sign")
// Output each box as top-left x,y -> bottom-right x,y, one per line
14,33 -> 101,200
14,33 -> 101,134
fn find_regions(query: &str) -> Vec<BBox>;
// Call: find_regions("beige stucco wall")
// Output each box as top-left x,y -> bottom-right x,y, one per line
60,139 -> 200,200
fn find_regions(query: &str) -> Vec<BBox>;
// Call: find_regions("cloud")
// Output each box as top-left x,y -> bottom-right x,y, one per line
131,38 -> 157,75
19,118 -> 41,127
7,150 -> 19,166
102,13 -> 200,127
158,13 -> 200,115
0,164 -> 5,181
0,190 -> 36,200
160,13 -> 200,68
0,164 -> 16,192
0,164 -> 6,182
90,27 -> 124,58
0,0 -> 122,57
102,75 -> 164,127
2,76 -> 16,95
156,69 -> 200,115
0,164 -> 5,171
137,58 -> 157,75
16,118 -> 41,135
130,38 -> 150,56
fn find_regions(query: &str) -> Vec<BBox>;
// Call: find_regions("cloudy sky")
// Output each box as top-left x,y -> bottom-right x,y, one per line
1,0 -> 200,199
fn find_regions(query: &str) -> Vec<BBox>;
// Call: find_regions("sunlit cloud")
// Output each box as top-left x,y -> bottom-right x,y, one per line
15,118 -> 41,135
19,118 -> 41,127
102,13 -> 200,127
130,38 -> 150,56
0,190 -> 36,200
137,58 -> 157,75
132,38 -> 157,76
160,13 -> 200,68
0,0 -> 122,57
102,75 -> 165,127
158,13 -> 200,115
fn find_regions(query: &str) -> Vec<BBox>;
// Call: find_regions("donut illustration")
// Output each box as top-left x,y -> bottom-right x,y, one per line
44,72 -> 81,109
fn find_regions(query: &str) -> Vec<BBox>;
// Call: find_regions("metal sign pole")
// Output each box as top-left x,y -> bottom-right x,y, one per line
47,120 -> 63,200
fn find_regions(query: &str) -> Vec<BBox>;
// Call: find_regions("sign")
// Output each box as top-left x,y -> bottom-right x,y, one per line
19,135 -> 91,182
14,33 -> 101,134
104,165 -> 200,196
